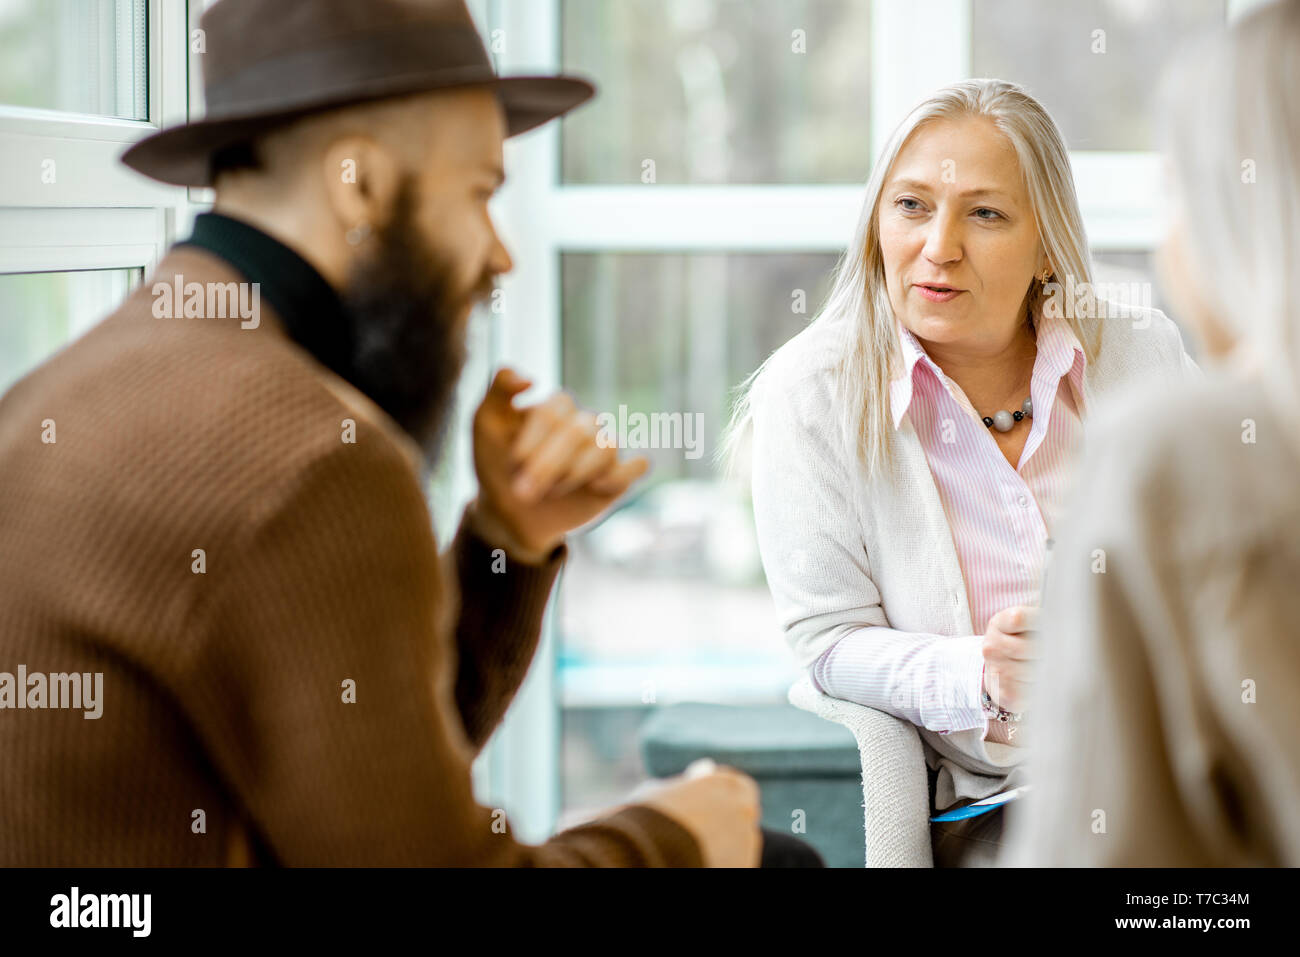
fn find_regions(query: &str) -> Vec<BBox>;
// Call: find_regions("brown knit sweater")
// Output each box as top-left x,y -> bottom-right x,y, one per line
0,244 -> 701,866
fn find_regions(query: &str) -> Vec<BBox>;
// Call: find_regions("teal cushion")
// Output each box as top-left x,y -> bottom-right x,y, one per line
638,703 -> 864,867
639,702 -> 859,778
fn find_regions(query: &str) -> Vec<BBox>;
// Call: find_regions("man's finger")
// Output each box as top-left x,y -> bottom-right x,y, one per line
483,367 -> 532,408
585,456 -> 650,496
510,392 -> 576,463
549,440 -> 618,498
512,418 -> 591,502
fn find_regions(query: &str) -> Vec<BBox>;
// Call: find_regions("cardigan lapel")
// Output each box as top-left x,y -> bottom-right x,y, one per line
881,413 -> 975,637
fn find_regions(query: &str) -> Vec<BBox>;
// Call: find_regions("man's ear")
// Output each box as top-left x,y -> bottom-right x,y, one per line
320,135 -> 402,235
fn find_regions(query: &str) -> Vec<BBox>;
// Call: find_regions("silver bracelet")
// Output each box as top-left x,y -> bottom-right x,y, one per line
980,687 -> 1023,723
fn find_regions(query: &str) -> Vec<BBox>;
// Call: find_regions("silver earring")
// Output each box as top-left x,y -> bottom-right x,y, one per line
345,222 -> 371,246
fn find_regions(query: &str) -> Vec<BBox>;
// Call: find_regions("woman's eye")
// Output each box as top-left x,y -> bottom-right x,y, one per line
896,198 -> 922,212
974,207 -> 1003,221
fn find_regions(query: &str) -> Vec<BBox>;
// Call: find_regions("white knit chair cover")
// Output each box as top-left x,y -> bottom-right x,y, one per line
787,674 -> 933,867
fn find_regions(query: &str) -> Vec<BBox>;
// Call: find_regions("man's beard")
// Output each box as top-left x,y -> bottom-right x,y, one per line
333,175 -> 496,469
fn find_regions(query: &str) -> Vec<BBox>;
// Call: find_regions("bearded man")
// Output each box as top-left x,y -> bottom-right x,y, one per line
0,0 -> 764,867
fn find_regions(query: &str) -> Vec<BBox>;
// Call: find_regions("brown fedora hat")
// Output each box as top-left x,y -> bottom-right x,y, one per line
121,0 -> 595,187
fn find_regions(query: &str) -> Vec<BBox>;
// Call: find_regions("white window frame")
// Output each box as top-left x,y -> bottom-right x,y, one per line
0,0 -> 195,281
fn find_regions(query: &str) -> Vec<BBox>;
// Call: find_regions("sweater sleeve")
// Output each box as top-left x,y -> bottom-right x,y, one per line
449,510 -> 566,757
811,626 -> 988,734
179,432 -> 701,866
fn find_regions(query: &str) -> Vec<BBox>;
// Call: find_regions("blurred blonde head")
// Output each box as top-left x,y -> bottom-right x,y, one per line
722,79 -> 1098,481
1156,0 -> 1300,431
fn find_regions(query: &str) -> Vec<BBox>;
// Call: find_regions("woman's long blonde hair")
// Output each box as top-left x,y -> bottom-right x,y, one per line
721,79 -> 1100,482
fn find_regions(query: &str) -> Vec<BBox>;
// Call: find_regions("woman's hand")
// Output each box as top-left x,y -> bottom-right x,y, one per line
981,604 -> 1039,713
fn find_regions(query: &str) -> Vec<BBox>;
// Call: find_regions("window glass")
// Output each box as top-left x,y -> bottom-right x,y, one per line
0,0 -> 148,120
558,250 -> 838,817
0,268 -> 138,394
970,0 -> 1226,150
562,0 -> 873,184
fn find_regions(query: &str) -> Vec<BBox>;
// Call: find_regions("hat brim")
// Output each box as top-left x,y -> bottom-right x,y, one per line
120,74 -> 595,188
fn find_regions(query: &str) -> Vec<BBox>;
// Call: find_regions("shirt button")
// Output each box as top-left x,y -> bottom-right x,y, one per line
1017,495 -> 1029,508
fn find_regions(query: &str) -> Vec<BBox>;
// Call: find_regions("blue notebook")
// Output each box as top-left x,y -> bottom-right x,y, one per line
930,785 -> 1031,822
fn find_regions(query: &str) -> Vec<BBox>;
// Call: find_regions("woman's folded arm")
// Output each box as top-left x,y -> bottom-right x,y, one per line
811,626 -> 988,735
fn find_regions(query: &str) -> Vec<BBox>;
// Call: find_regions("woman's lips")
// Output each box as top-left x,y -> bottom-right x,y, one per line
914,284 -> 963,303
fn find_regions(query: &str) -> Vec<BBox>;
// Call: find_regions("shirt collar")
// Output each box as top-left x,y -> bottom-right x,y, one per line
889,318 -> 931,429
888,309 -> 1088,430
176,211 -> 353,379
1033,305 -> 1089,418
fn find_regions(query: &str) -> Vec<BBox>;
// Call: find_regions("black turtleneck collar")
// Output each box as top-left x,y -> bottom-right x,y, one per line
176,211 -> 352,378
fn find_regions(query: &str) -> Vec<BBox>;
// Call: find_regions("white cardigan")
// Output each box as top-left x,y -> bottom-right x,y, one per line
750,303 -> 1200,805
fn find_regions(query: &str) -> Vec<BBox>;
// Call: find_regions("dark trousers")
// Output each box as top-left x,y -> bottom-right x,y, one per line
926,765 -> 1009,867
925,764 -> 1013,868
930,804 -> 1007,867
759,828 -> 826,867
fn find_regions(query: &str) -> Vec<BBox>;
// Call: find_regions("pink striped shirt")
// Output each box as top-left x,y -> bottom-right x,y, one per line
811,310 -> 1088,743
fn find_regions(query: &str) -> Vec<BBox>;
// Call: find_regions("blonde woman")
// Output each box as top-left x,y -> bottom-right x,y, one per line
1002,0 -> 1300,867
727,79 -> 1199,866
